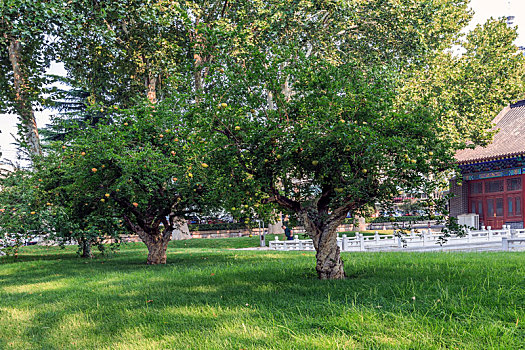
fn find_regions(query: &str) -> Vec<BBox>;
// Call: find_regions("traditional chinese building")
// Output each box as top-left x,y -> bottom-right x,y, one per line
450,100 -> 525,229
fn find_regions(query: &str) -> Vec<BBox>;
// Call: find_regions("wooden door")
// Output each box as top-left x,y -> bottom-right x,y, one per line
485,196 -> 504,229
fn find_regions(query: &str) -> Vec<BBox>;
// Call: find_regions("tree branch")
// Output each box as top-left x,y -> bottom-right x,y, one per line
262,184 -> 301,212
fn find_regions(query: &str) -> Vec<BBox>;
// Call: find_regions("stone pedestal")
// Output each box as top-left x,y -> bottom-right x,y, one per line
172,218 -> 191,240
357,217 -> 367,231
268,212 -> 284,234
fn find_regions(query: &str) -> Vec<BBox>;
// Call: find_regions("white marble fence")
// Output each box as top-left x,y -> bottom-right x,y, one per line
269,225 -> 525,252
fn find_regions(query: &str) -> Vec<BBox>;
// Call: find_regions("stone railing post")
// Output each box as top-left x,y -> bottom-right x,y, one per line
502,237 -> 509,251
488,226 -> 492,240
374,231 -> 380,244
342,234 -> 347,251
359,234 -> 365,251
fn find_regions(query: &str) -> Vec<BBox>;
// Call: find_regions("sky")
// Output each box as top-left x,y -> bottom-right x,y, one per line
1,0 -> 525,164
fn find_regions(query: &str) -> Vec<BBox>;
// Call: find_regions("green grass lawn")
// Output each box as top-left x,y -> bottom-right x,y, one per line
1,238 -> 524,349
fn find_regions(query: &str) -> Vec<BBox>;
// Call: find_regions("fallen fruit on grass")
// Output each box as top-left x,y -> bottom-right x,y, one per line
92,168 -> 97,173
132,202 -> 139,207
312,160 -> 319,166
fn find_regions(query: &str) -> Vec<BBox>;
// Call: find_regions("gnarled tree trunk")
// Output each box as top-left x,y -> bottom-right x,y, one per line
144,235 -> 169,265
129,222 -> 171,265
301,209 -> 346,280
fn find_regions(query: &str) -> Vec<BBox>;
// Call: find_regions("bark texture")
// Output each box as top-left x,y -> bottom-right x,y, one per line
144,235 -> 169,265
301,208 -> 346,280
6,35 -> 42,156
146,73 -> 158,104
125,219 -> 171,265
80,238 -> 93,258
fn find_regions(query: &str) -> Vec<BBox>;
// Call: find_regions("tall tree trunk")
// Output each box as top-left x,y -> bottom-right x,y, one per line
194,54 -> 203,104
147,73 -> 157,104
6,35 -> 42,156
301,209 -> 346,279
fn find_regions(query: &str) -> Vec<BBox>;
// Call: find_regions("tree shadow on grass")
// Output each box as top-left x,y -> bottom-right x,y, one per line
0,249 -> 524,349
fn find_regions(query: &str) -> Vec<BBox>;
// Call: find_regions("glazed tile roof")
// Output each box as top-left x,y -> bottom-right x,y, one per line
455,100 -> 525,164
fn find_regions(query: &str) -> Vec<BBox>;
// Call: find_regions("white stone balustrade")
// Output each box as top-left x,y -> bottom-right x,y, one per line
268,225 -> 525,252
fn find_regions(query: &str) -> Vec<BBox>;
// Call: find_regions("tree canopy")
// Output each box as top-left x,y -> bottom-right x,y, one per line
1,0 -> 524,278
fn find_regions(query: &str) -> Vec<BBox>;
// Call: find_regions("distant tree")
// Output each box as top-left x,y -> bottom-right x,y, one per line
40,78 -> 105,143
398,18 -> 525,147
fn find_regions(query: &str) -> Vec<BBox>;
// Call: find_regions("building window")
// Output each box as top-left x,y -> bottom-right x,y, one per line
496,198 -> 504,217
509,198 -> 514,215
487,199 -> 494,217
470,182 -> 483,194
478,201 -> 483,217
507,178 -> 522,191
486,180 -> 504,193
517,198 -> 522,216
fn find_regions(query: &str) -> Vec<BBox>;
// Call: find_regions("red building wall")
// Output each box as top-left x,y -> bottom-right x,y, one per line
467,175 -> 523,229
